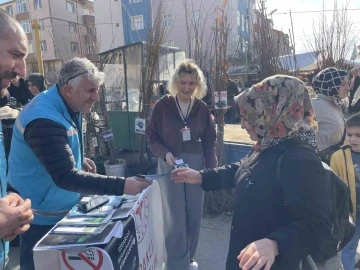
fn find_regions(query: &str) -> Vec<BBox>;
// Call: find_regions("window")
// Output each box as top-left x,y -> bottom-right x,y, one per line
131,15 -> 144,30
40,40 -> 47,52
39,19 -> 44,30
242,14 -> 245,32
86,44 -> 95,54
86,27 -> 93,35
34,0 -> 42,9
46,61 -> 55,72
28,41 -> 34,54
83,8 -> 89,15
69,23 -> 77,33
71,42 -> 79,53
191,10 -> 200,25
237,11 -> 240,26
20,20 -> 31,33
164,40 -> 174,47
164,14 -> 173,28
6,6 -> 13,16
129,0 -> 142,3
16,0 -> 28,14
66,1 -> 75,13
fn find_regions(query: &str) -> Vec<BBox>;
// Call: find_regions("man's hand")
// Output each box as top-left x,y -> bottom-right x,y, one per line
0,194 -> 34,239
82,158 -> 97,173
123,177 -> 152,195
237,238 -> 278,270
171,168 -> 202,184
165,152 -> 176,165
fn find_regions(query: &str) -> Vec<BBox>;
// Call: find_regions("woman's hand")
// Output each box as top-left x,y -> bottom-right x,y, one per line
237,238 -> 278,270
165,152 -> 176,165
171,168 -> 202,184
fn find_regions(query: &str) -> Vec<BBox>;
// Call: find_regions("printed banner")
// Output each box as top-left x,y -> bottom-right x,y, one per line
131,181 -> 164,270
102,130 -> 114,141
214,91 -> 228,109
60,248 -> 114,270
135,118 -> 146,134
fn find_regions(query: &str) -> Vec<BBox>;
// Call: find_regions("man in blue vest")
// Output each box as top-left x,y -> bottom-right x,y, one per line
0,9 -> 34,269
8,57 -> 152,270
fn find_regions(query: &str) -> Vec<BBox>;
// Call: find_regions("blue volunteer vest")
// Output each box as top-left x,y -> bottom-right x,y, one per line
8,84 -> 82,225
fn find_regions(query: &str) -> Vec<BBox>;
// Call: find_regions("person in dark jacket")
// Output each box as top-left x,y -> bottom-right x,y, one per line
8,76 -> 32,106
224,74 -> 239,124
8,57 -> 151,270
349,68 -> 360,113
26,73 -> 47,97
171,75 -> 331,270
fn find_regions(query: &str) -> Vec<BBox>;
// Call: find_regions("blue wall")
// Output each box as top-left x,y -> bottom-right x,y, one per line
121,0 -> 151,45
238,0 -> 250,41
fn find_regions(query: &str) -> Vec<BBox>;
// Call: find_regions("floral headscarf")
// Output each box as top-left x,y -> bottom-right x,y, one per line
312,67 -> 348,107
236,75 -> 318,151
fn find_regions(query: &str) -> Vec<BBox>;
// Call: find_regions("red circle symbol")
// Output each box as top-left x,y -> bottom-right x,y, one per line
61,249 -> 104,270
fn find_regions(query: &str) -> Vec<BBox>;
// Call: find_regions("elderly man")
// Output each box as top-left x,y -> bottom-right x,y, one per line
0,9 -> 34,269
8,57 -> 151,270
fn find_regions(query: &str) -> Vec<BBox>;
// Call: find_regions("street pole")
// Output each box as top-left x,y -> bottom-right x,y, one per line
32,19 -> 44,75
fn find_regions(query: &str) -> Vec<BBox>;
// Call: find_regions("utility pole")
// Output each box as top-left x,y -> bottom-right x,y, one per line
32,19 -> 44,75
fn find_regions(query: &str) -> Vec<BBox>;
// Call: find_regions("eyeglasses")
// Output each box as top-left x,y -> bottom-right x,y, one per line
66,69 -> 95,84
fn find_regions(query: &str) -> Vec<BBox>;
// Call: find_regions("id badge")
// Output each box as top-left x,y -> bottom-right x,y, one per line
181,128 -> 191,141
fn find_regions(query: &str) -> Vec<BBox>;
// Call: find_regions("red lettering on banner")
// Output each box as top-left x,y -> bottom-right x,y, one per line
139,240 -> 155,270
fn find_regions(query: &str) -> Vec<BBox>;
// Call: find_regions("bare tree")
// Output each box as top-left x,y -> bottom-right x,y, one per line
306,0 -> 355,70
136,0 -> 170,164
181,0 -> 218,68
252,0 -> 298,79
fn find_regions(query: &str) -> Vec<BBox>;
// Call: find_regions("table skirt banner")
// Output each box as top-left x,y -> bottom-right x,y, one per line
33,181 -> 164,270
131,180 -> 164,270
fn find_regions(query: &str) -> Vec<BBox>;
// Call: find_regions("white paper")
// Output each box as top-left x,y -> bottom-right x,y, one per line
135,118 -> 146,134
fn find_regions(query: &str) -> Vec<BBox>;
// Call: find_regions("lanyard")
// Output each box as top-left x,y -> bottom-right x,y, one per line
175,96 -> 192,128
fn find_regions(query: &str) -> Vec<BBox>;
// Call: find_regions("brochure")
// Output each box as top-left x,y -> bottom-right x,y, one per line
33,221 -> 123,250
80,195 -> 123,208
68,205 -> 116,218
58,215 -> 112,226
51,223 -> 109,235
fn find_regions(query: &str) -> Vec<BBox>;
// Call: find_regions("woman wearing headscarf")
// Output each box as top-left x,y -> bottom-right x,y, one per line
312,68 -> 350,161
171,75 -> 331,270
26,73 -> 48,97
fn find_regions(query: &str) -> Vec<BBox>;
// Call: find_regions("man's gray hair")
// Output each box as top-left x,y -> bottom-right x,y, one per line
0,9 -> 26,40
57,57 -> 105,89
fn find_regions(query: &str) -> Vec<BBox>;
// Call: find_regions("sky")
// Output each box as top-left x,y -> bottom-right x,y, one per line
266,0 -> 360,56
1,0 -> 358,57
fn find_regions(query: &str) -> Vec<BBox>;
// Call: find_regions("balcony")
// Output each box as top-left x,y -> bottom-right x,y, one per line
15,11 -> 30,21
83,15 -> 95,25
84,34 -> 97,44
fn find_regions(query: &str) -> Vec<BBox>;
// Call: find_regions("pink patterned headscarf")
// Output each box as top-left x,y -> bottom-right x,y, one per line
236,75 -> 318,151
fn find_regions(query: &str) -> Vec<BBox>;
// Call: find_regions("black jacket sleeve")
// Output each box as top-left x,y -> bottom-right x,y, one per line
0,90 -> 10,107
267,148 -> 331,260
200,163 -> 240,191
24,119 -> 126,196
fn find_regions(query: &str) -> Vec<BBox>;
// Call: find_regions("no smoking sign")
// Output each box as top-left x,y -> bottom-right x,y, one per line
60,248 -> 114,270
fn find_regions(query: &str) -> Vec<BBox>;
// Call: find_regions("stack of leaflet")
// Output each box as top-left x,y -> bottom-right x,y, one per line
34,195 -> 126,250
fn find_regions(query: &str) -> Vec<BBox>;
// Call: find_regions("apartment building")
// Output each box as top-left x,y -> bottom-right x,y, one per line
0,0 -> 98,76
94,0 -> 254,59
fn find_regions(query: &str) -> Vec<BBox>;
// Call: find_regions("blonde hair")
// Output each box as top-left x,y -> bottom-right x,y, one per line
168,59 -> 207,99
351,68 -> 359,76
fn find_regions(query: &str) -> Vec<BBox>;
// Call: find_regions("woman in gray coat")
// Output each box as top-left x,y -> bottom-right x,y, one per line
311,68 -> 350,159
